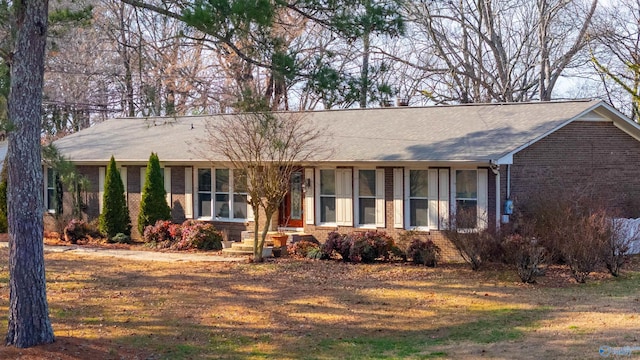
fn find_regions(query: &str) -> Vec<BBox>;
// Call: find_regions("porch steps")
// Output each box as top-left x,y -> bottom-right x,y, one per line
221,232 -> 283,257
221,232 -> 315,257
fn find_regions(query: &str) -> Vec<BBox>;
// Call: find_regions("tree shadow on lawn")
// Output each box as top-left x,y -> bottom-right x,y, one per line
2,250 -> 638,359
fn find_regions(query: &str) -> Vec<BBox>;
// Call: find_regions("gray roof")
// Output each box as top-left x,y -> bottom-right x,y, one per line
54,99 -> 632,165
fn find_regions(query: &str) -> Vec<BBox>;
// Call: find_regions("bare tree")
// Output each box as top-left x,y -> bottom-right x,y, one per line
5,0 -> 55,348
400,0 -> 597,103
201,107 -> 325,261
589,0 -> 640,120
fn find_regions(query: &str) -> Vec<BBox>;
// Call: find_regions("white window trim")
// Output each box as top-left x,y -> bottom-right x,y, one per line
98,166 -> 105,214
451,168 -> 489,231
316,168 -> 338,227
404,168 -> 431,231
44,167 -> 57,213
194,167 -> 252,222
354,168 -> 385,228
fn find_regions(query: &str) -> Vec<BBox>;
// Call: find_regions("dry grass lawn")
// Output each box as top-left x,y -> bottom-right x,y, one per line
0,247 -> 638,359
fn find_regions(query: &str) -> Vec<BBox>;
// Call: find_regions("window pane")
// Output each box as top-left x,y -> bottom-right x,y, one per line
215,193 -> 230,218
456,200 -> 478,228
290,172 -> 303,220
410,199 -> 428,227
320,197 -> 336,223
234,170 -> 247,193
410,170 -> 428,197
320,170 -> 335,195
198,193 -> 212,217
47,169 -> 55,187
359,198 -> 376,225
198,169 -> 211,192
47,189 -> 55,211
216,169 -> 229,192
456,170 -> 477,199
359,170 -> 376,197
233,194 -> 247,219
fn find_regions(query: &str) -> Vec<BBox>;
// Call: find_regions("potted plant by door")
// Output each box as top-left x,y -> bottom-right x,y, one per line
272,230 -> 288,248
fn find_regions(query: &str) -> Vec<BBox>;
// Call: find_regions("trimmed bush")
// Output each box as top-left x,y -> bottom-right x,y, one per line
63,219 -> 92,244
138,153 -> 171,234
110,233 -> 131,244
348,231 -> 394,263
176,221 -> 223,250
406,238 -> 441,267
99,156 -> 131,238
289,240 -> 320,258
142,220 -> 173,247
503,234 -> 546,283
602,219 -> 635,277
322,231 -> 352,260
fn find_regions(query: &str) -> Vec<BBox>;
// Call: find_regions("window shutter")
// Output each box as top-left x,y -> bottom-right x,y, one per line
98,167 -> 105,214
119,167 -> 128,198
393,168 -> 403,228
478,169 -> 489,229
438,169 -> 449,229
184,167 -> 193,219
305,168 -> 315,225
164,167 -> 171,207
246,170 -> 254,220
336,169 -> 353,226
375,169 -> 385,227
428,169 -> 438,229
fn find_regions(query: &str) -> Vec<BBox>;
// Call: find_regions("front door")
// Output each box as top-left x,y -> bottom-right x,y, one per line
280,170 -> 304,228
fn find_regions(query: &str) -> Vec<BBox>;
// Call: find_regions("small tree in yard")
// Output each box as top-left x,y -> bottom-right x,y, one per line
138,152 -> 171,234
99,156 -> 131,238
202,101 -> 324,262
602,218 -> 637,277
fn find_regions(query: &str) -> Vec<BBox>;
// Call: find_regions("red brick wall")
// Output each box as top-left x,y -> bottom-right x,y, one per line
508,121 -> 640,217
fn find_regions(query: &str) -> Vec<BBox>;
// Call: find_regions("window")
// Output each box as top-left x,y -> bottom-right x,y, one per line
46,168 -> 61,213
455,170 -> 478,228
319,169 -> 336,223
358,170 -> 376,225
197,168 -> 248,220
197,169 -> 212,217
409,170 -> 429,227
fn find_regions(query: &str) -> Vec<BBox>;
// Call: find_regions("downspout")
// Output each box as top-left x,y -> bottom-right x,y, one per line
507,164 -> 511,199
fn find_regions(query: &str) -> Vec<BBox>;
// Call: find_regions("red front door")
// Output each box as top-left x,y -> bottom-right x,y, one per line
280,170 -> 304,228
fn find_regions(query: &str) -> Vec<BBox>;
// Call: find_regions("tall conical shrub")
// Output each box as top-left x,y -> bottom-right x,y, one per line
99,156 -> 131,238
138,152 -> 171,234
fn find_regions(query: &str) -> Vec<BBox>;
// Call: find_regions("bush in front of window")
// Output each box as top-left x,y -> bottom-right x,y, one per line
406,238 -> 441,267
63,219 -> 93,244
289,240 -> 321,259
176,221 -> 223,251
142,219 -> 223,251
321,231 -> 352,261
142,219 -> 173,248
138,153 -> 171,234
502,234 -> 546,283
348,231 -> 395,263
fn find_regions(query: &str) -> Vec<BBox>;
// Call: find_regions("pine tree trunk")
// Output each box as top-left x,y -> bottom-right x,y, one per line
5,0 -> 55,348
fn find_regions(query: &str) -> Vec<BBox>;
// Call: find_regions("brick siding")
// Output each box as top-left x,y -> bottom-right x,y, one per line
506,121 -> 640,218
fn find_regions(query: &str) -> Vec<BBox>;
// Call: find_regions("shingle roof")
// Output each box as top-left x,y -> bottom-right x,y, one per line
54,99 -> 623,164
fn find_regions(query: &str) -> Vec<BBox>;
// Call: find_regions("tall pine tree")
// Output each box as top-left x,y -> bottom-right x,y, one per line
138,152 -> 171,234
99,156 -> 131,238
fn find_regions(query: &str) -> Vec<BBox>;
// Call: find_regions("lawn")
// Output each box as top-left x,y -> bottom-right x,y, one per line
0,248 -> 638,359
